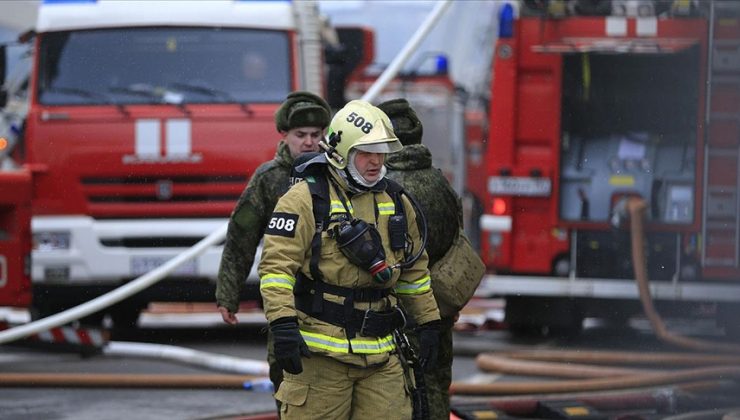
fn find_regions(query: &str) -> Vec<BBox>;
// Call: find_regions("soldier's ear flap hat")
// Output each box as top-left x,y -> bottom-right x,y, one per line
377,98 -> 423,146
275,91 -> 332,132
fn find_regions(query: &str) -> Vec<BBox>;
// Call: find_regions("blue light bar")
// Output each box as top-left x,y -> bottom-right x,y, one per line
499,3 -> 514,38
435,54 -> 449,75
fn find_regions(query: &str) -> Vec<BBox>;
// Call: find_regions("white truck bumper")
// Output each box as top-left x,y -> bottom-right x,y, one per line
31,216 -> 261,286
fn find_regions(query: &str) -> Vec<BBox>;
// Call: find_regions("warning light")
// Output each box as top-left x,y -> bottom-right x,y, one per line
0,137 -> 8,151
492,198 -> 507,215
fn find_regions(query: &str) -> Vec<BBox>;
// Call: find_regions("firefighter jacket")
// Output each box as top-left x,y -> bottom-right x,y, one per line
258,166 -> 441,368
385,144 -> 463,266
216,141 -> 294,314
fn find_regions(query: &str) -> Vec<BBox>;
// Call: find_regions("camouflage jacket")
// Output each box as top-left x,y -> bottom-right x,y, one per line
215,141 -> 295,313
385,144 -> 463,266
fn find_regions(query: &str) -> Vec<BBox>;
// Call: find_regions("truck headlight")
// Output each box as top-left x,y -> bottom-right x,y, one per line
33,231 -> 71,251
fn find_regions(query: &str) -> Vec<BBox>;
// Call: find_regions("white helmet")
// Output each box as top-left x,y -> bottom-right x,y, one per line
324,100 -> 402,170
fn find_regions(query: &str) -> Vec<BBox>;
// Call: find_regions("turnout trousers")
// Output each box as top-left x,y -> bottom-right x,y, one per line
275,353 -> 412,420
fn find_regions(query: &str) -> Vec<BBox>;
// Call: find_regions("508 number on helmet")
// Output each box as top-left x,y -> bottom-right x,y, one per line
346,112 -> 373,134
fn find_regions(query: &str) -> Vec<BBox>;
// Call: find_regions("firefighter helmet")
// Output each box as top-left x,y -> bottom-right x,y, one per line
324,100 -> 402,169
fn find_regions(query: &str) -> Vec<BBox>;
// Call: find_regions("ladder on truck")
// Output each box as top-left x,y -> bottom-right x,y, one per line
703,0 -> 740,277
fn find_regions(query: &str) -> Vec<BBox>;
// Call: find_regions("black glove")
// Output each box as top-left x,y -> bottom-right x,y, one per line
417,320 -> 440,372
270,317 -> 310,375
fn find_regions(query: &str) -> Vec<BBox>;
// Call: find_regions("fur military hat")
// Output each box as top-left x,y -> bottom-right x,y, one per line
275,91 -> 332,132
377,98 -> 423,146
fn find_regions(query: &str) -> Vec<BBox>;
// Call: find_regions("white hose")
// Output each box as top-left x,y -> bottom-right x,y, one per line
0,223 -> 228,344
361,0 -> 452,103
103,341 -> 269,376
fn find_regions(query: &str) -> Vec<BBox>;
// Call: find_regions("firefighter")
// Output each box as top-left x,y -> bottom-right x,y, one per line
215,90 -> 331,396
380,98 -> 465,420
258,100 -> 441,419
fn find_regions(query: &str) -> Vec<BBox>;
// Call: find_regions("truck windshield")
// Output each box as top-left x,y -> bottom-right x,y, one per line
37,27 -> 291,105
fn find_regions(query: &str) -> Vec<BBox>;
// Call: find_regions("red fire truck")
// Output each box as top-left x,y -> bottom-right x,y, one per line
476,0 -> 740,335
0,0 -> 338,327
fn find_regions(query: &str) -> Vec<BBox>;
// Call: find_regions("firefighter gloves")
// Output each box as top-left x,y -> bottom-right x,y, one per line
270,317 -> 310,375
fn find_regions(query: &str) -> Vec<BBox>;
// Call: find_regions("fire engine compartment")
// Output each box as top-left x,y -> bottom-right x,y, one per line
558,45 -> 702,281
559,46 -> 700,226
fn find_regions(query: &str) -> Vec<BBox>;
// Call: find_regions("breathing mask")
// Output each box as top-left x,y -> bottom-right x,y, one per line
332,219 -> 393,283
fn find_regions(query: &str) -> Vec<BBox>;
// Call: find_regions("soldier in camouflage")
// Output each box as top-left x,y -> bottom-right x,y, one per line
380,98 -> 463,420
215,90 -> 331,394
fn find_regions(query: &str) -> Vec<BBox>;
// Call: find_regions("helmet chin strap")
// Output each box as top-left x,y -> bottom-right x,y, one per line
346,150 -> 386,189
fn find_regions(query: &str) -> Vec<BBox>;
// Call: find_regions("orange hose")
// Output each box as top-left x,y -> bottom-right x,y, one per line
627,197 -> 740,354
0,373 -> 260,388
475,353 -> 652,378
497,349 -> 740,367
450,362 -> 740,395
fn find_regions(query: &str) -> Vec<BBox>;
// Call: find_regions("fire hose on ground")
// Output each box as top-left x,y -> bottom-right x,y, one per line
449,382 -> 738,417
448,197 -> 740,416
0,372 -> 263,388
449,350 -> 740,416
451,361 -> 740,395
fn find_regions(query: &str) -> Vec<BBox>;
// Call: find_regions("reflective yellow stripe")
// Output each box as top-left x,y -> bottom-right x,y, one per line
300,330 -> 395,354
377,201 -> 395,215
395,275 -> 431,295
330,200 -> 354,215
259,273 -> 296,291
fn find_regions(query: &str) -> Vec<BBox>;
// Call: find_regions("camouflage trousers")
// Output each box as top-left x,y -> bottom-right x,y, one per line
408,317 -> 454,420
267,329 -> 284,415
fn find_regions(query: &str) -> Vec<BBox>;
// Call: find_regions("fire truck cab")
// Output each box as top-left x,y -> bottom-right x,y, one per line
478,0 -> 740,335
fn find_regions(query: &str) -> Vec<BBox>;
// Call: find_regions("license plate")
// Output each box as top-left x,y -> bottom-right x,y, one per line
488,176 -> 551,196
130,256 -> 198,277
